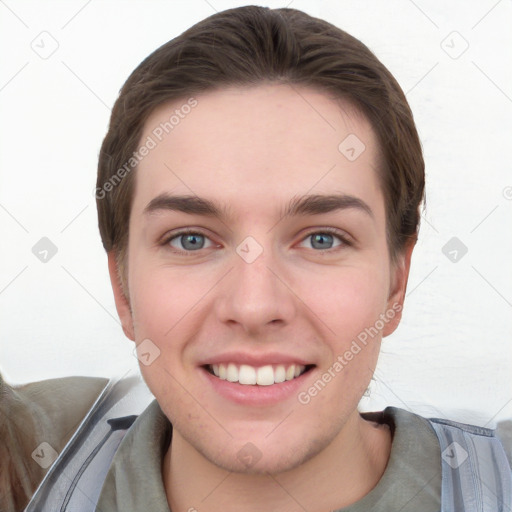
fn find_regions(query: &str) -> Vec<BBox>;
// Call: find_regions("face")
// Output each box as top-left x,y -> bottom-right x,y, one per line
109,84 -> 411,474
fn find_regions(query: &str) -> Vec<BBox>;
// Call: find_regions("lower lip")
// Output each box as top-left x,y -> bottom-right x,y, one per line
200,367 -> 313,406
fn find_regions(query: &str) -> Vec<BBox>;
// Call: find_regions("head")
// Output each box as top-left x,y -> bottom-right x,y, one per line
97,6 -> 424,473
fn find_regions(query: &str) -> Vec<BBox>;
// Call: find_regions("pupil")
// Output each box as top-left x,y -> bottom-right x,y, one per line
182,234 -> 203,250
312,233 -> 332,249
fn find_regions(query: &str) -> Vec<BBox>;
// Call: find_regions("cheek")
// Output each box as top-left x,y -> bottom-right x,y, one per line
298,265 -> 389,339
128,264 -> 202,403
128,254 -> 200,340
129,273 -> 170,341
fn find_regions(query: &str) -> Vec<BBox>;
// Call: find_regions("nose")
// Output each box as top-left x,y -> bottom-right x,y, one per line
214,239 -> 297,336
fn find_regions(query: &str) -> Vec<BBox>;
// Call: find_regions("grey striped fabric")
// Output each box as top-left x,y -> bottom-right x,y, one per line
429,417 -> 512,511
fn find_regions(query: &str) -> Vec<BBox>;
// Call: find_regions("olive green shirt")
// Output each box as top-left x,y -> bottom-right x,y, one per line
96,400 -> 441,511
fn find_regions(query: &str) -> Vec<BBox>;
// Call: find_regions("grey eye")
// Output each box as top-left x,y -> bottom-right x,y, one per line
310,233 -> 334,250
182,234 -> 204,250
170,233 -> 209,251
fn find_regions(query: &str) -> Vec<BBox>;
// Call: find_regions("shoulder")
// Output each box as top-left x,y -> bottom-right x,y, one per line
13,375 -> 109,420
0,372 -> 108,512
370,406 -> 512,471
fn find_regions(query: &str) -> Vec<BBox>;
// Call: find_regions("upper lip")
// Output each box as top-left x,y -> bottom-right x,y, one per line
199,351 -> 314,367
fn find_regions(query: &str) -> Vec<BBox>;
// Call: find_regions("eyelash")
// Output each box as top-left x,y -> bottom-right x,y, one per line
159,227 -> 352,255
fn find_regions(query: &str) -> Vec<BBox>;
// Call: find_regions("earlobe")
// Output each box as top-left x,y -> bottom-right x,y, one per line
107,250 -> 135,341
382,238 -> 416,337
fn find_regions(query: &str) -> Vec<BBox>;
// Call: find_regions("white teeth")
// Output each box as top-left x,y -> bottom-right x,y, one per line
274,365 -> 286,383
239,365 -> 257,385
256,365 -> 274,386
210,363 -> 306,386
226,363 -> 238,382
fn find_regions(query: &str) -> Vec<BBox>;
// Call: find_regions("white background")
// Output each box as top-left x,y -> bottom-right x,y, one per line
1,0 -> 511,426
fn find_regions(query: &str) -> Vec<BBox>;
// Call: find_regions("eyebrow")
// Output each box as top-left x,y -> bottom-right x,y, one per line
143,193 -> 374,220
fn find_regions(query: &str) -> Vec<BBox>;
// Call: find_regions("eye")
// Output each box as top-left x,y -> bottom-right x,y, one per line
161,228 -> 350,254
298,229 -> 350,251
165,230 -> 215,252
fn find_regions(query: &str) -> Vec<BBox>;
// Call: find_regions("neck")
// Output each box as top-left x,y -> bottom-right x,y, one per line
163,412 -> 391,512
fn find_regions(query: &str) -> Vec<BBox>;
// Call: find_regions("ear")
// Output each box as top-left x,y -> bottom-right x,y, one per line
382,238 -> 416,337
108,250 -> 135,341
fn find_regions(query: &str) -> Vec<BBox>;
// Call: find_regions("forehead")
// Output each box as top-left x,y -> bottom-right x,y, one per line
132,84 -> 384,222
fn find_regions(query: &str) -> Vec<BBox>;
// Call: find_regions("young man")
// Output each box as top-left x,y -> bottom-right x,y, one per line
6,5 -> 511,512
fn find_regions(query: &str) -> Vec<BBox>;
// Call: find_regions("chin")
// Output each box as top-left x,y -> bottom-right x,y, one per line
197,428 -> 330,476
212,446 -> 310,475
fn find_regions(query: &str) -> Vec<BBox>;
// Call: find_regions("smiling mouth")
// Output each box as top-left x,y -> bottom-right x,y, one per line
204,363 -> 314,386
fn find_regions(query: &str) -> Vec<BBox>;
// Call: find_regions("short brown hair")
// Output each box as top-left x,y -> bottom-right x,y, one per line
96,5 -> 424,289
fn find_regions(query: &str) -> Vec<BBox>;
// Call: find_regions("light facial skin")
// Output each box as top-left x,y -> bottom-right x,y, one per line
109,84 -> 414,511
